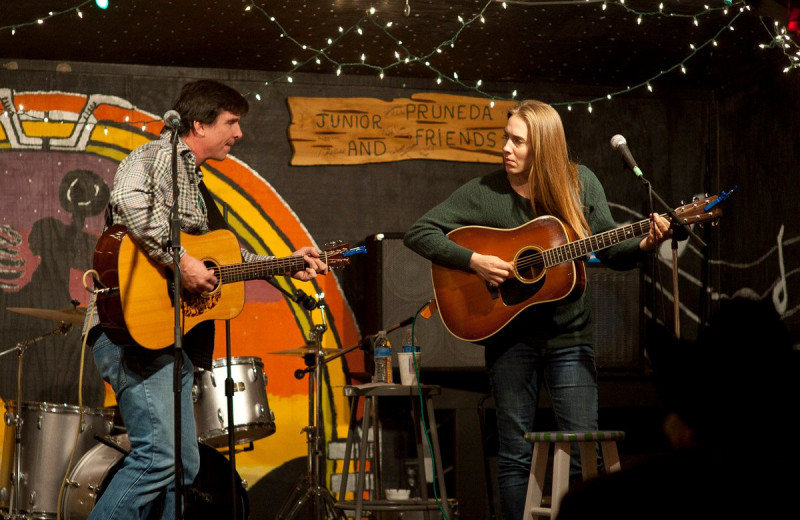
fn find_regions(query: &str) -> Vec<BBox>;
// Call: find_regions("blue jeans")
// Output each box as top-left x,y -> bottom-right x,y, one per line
89,332 -> 200,520
487,342 -> 598,520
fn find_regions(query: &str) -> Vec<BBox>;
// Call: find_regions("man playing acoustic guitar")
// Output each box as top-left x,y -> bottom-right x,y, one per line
404,99 -> 671,520
87,79 -> 328,520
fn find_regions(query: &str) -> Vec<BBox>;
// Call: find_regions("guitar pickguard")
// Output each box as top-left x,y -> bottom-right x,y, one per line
164,266 -> 222,317
499,274 -> 546,306
182,291 -> 222,317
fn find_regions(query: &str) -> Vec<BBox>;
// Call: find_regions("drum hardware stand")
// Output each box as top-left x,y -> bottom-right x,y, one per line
274,294 -> 344,520
94,434 -> 131,456
0,322 -> 72,519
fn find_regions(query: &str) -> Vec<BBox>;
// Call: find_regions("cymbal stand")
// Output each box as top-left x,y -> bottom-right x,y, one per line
275,295 -> 344,520
0,322 -> 72,519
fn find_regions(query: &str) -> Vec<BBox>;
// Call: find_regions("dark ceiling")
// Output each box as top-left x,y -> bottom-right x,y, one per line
0,0 -> 795,93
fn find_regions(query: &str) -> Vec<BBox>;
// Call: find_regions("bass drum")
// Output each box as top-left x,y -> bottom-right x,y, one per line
60,434 -> 249,520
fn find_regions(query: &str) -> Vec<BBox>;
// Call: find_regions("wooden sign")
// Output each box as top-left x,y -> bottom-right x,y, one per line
287,93 -> 517,166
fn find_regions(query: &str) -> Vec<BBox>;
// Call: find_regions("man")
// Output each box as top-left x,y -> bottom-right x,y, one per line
87,79 -> 327,519
404,99 -> 670,520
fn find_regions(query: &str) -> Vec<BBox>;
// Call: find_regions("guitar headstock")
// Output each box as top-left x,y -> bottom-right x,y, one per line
322,241 -> 367,270
672,193 -> 728,225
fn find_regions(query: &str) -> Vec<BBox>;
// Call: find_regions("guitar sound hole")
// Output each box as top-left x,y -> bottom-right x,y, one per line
515,249 -> 543,282
163,262 -> 220,309
204,260 -> 221,293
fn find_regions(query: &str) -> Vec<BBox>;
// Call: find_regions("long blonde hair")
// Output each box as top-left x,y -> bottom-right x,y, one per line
508,100 -> 589,240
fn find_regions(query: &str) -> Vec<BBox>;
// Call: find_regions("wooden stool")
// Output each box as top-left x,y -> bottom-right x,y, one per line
522,430 -> 625,519
335,383 -> 452,520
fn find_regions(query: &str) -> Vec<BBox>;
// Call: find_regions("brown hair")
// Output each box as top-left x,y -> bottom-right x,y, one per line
172,79 -> 249,137
508,100 -> 589,239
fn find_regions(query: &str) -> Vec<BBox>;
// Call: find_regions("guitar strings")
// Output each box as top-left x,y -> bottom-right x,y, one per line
208,252 -> 323,283
513,219 -> 652,272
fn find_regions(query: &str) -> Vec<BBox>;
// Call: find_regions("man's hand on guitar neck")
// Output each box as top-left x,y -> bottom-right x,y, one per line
470,252 -> 513,288
180,253 -> 218,294
290,246 -> 329,282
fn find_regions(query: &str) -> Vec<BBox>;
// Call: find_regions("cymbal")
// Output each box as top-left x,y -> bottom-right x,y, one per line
7,306 -> 87,325
270,346 -> 339,356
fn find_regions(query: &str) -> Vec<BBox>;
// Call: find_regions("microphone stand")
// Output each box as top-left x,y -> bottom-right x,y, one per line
633,173 -> 704,340
167,125 -> 185,520
221,206 -> 239,520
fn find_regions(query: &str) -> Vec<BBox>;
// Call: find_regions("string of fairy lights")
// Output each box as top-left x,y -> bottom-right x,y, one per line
1,0 -> 798,120
243,0 -> 763,109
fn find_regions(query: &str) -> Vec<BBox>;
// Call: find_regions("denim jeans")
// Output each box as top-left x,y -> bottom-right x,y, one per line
487,342 -> 598,520
89,332 -> 200,520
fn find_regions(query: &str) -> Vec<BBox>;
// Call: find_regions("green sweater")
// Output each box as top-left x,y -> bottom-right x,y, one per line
403,166 -> 645,349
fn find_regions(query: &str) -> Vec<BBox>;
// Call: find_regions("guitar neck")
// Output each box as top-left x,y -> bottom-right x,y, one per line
543,217 -> 653,267
218,255 -> 311,283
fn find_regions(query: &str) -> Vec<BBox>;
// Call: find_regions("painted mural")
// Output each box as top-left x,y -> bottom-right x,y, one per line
0,89 -> 361,515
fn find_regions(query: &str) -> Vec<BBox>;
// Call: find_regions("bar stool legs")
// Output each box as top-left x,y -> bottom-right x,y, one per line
522,431 -> 625,519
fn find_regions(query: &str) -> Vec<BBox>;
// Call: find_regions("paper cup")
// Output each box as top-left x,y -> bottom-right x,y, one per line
398,352 -> 420,385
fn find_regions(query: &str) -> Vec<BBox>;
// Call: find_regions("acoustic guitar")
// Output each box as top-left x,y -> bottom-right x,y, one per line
93,224 -> 364,349
430,194 -> 727,342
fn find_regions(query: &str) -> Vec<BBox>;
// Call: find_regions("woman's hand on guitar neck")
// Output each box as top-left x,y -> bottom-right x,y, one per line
640,213 -> 672,251
470,252 -> 513,288
180,253 -> 218,294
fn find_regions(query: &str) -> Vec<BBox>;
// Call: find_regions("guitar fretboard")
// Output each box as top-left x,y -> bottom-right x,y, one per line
542,218 -> 652,268
215,255 -> 316,283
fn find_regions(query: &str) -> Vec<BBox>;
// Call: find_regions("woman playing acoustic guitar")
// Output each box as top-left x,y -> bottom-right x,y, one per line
404,99 -> 671,520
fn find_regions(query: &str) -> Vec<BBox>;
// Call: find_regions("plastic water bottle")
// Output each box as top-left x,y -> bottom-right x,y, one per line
402,327 -> 420,355
373,330 -> 393,383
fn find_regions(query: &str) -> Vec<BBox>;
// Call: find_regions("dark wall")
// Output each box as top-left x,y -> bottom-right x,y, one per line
2,58 -> 797,351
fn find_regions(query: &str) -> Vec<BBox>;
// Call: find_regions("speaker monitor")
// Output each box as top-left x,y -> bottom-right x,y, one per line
359,234 -> 641,372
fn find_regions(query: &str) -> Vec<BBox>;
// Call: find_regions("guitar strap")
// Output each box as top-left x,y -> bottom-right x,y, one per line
198,180 -> 230,231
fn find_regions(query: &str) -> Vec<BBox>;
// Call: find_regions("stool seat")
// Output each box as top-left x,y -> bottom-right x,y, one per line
524,430 -> 626,443
523,430 -> 625,519
335,498 -> 444,512
343,382 -> 442,398
335,383 -> 451,520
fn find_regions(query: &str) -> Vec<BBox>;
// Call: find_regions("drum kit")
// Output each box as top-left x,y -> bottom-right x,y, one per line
0,305 -> 296,520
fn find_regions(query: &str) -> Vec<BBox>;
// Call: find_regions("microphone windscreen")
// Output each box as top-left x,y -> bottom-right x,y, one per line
610,134 -> 627,150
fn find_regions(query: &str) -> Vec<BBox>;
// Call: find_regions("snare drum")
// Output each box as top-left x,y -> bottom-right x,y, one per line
60,434 -> 249,520
0,401 -> 114,518
192,356 -> 275,448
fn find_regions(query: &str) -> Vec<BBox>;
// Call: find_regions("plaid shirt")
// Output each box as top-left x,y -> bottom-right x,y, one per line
110,132 -> 265,265
84,133 -> 269,365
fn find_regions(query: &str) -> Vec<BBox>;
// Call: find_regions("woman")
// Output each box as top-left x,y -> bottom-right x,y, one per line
404,99 -> 670,520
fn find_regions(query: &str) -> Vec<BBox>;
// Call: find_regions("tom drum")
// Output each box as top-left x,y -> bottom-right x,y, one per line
192,356 -> 275,448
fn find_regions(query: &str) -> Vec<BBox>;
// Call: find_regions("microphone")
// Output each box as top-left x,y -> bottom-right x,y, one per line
610,134 -> 643,178
265,276 -> 318,310
163,110 -> 181,131
294,289 -> 318,311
